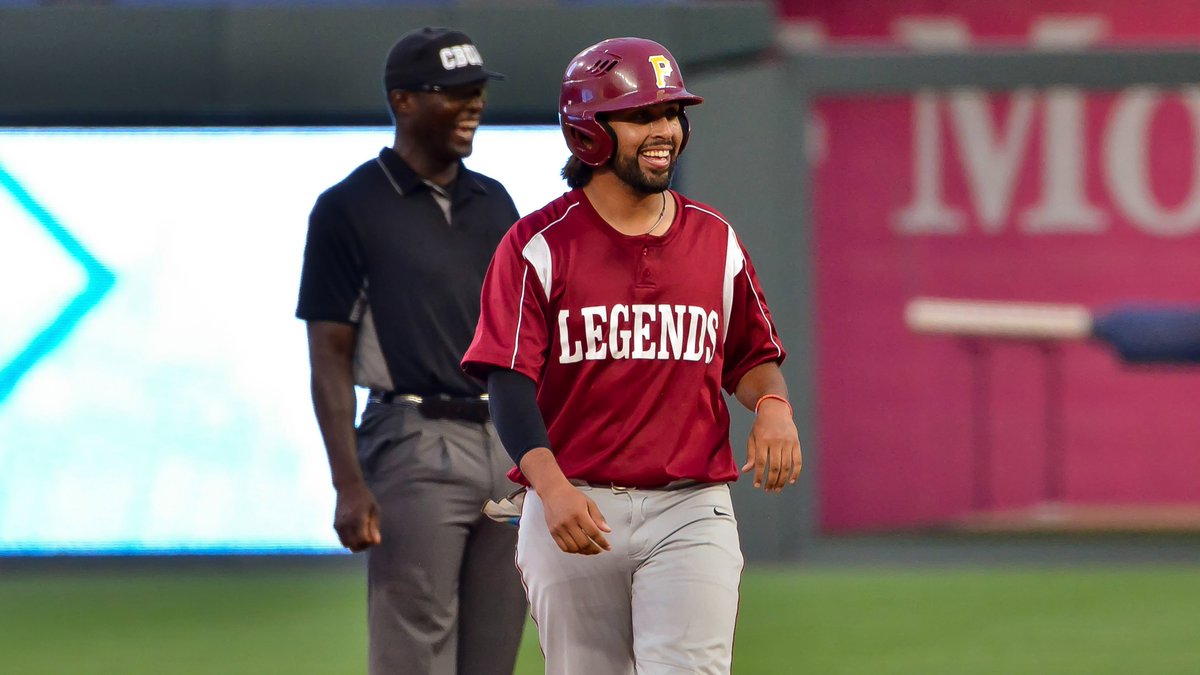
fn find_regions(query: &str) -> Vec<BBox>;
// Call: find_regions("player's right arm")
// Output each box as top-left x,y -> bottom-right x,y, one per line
465,205 -> 611,555
307,321 -> 381,553
487,369 -> 611,555
520,449 -> 612,556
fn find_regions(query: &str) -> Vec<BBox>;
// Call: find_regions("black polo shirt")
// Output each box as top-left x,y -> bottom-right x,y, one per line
296,147 -> 519,397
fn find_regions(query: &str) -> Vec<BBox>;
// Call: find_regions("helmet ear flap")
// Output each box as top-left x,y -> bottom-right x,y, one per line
562,117 -> 614,167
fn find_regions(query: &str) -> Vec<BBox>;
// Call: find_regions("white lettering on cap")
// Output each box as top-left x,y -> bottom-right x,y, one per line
439,44 -> 484,70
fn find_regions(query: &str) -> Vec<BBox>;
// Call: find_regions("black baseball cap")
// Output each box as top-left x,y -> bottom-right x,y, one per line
384,27 -> 505,92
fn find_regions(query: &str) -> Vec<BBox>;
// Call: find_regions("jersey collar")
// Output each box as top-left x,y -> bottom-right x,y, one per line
575,188 -> 682,247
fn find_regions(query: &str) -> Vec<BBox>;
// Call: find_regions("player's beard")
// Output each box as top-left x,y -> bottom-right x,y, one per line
611,146 -> 676,196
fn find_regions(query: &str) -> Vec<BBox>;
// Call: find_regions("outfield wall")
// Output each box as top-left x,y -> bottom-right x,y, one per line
4,1 -> 1200,560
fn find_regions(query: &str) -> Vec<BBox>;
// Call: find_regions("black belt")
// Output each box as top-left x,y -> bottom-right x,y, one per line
369,392 -> 490,423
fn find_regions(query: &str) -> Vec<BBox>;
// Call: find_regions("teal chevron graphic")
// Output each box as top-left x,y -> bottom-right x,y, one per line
0,161 -> 115,404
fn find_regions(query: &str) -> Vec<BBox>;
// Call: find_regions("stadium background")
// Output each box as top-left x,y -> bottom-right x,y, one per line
2,0 -> 1199,672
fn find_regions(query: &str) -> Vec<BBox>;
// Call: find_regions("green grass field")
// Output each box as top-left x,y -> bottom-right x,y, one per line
2,561 -> 1198,674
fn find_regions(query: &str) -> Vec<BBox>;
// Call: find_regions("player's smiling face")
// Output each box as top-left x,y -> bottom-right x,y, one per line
605,102 -> 684,195
406,81 -> 487,162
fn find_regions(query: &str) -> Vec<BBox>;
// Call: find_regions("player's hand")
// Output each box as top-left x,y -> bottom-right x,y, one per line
333,482 -> 382,552
742,398 -> 802,493
538,483 -> 612,556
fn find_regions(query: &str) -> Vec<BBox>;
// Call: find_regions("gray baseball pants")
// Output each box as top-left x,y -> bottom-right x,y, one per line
357,401 -> 527,675
517,482 -> 744,675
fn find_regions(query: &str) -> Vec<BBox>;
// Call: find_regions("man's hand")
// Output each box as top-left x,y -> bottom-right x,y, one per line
333,482 -> 382,552
741,397 -> 802,493
538,482 -> 612,555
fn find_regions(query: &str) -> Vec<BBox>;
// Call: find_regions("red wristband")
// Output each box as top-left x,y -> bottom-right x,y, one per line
755,394 -> 792,415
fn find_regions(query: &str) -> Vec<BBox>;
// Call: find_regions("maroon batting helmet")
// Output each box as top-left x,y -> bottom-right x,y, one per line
560,37 -> 704,167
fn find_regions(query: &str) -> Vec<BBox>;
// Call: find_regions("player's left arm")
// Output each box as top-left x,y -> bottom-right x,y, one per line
733,362 -> 802,493
721,230 -> 800,493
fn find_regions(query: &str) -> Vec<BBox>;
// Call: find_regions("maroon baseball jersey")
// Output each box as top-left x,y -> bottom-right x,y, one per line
463,189 -> 786,487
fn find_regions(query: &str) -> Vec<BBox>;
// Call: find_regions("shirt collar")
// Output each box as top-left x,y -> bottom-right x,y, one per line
377,147 -> 489,198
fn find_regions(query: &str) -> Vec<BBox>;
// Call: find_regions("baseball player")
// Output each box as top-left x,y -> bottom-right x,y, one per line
462,37 -> 803,675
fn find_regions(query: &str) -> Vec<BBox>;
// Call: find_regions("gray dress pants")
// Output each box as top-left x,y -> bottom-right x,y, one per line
357,400 -> 527,675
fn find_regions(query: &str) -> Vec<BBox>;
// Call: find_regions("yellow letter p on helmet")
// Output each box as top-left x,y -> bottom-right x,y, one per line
648,55 -> 673,88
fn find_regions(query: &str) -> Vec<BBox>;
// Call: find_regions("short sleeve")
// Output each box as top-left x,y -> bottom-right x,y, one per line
721,237 -> 786,392
499,188 -> 521,225
461,230 -> 551,381
295,191 -> 365,323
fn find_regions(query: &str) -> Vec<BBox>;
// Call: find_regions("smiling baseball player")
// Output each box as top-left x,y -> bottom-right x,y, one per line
461,37 -> 803,675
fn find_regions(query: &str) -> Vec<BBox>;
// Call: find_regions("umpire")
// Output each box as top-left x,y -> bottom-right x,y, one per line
296,27 -> 526,675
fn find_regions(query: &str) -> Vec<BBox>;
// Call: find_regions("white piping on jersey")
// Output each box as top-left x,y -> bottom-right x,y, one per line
685,204 -> 783,358
375,157 -> 405,197
746,265 -> 783,358
721,224 -> 744,343
511,266 -> 529,370
522,201 -> 578,298
512,201 -> 579,368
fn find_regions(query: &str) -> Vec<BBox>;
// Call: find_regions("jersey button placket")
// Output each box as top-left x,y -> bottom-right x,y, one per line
636,246 -> 654,288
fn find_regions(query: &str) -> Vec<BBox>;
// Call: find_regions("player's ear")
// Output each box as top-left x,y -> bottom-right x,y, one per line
388,89 -> 412,116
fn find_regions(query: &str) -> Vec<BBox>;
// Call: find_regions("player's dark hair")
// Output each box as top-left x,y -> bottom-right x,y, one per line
561,155 -> 594,189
